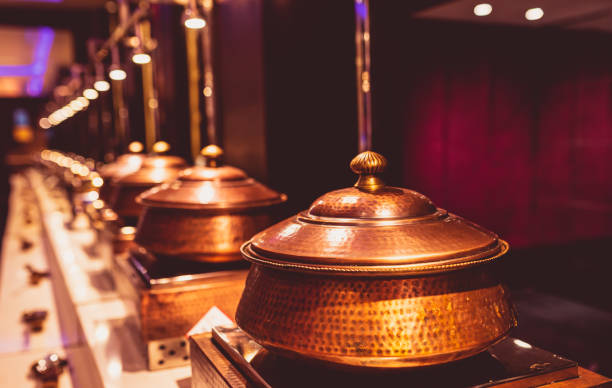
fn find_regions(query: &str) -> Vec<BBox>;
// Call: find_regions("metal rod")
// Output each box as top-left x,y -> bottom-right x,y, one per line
136,20 -> 158,152
201,0 -> 218,146
185,26 -> 202,161
354,0 -> 372,152
110,46 -> 129,152
95,1 -> 149,61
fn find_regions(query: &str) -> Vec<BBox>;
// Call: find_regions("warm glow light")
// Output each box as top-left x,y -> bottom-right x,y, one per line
195,183 -> 215,203
525,7 -> 544,21
128,141 -> 144,153
109,68 -> 127,81
132,53 -> 151,64
94,80 -> 111,92
61,106 -> 75,117
39,118 -> 51,129
92,199 -> 105,210
70,100 -> 84,111
152,141 -> 170,153
77,96 -> 89,107
513,339 -> 533,349
473,3 -> 492,16
184,17 -> 206,29
120,226 -> 136,235
92,176 -> 104,187
94,323 -> 110,343
203,86 -> 212,97
326,229 -> 349,246
83,88 -> 99,100
107,358 -> 122,378
83,191 -> 99,202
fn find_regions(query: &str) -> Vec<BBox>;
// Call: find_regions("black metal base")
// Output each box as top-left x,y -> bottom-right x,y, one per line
205,325 -> 579,388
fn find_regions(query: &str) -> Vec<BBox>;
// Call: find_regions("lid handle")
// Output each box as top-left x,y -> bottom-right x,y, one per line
201,144 -> 223,167
128,141 -> 144,153
152,141 -> 170,154
350,150 -> 386,192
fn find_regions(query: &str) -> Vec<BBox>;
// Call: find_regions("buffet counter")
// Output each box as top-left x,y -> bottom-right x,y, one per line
0,170 -> 191,387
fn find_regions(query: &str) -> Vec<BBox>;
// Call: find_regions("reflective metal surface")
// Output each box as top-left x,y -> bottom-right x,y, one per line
236,151 -> 515,368
134,146 -> 286,263
109,154 -> 187,221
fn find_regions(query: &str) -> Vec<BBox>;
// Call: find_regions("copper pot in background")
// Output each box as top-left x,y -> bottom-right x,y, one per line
98,150 -> 145,203
134,145 -> 287,263
235,151 -> 517,369
109,152 -> 187,224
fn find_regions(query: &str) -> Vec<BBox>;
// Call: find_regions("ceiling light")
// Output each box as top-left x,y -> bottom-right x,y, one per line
109,68 -> 127,81
69,100 -> 84,111
132,52 -> 151,65
473,3 -> 492,17
184,16 -> 206,29
77,96 -> 89,107
94,80 -> 111,92
83,88 -> 99,100
525,7 -> 544,21
61,106 -> 75,117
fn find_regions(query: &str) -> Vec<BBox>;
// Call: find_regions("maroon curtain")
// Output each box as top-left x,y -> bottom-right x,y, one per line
373,19 -> 612,248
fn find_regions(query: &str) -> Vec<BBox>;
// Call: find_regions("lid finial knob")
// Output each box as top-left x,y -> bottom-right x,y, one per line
350,151 -> 386,192
201,144 -> 223,167
128,141 -> 144,153
152,141 -> 170,154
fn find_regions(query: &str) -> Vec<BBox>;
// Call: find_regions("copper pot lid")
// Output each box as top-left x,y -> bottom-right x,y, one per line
136,145 -> 287,210
112,142 -> 187,186
242,151 -> 507,275
99,142 -> 146,179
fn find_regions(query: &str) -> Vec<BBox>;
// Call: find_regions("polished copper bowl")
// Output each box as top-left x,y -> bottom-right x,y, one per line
235,151 -> 516,369
134,145 -> 287,263
109,153 -> 187,223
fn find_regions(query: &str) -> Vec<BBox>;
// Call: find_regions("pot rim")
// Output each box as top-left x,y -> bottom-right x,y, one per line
134,192 -> 288,210
240,239 -> 509,276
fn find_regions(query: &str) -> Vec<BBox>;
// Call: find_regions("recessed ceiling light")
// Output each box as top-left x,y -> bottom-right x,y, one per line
525,7 -> 544,21
473,3 -> 492,17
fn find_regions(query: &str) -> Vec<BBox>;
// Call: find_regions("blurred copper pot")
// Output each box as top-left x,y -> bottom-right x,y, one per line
235,151 -> 516,369
134,145 -> 287,263
109,143 -> 187,224
98,144 -> 146,203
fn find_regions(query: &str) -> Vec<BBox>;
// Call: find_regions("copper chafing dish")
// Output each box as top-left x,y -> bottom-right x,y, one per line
134,145 -> 287,263
109,143 -> 187,224
235,151 -> 516,369
98,142 -> 146,203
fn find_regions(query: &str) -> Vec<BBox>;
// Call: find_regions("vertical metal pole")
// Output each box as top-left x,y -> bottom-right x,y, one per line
201,0 -> 218,146
136,20 -> 158,152
355,0 -> 372,152
185,26 -> 202,162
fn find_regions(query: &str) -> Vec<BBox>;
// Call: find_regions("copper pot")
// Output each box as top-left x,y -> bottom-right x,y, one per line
134,145 -> 287,263
109,153 -> 187,223
235,151 -> 516,369
98,152 -> 145,203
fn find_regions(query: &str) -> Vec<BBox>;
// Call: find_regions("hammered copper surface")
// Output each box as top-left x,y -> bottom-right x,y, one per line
236,265 -> 516,368
141,272 -> 247,340
135,207 -> 273,262
235,151 -> 515,368
246,150 -> 504,274
133,148 -> 287,263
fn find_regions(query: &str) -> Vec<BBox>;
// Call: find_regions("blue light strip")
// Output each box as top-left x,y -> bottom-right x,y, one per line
0,27 -> 55,96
